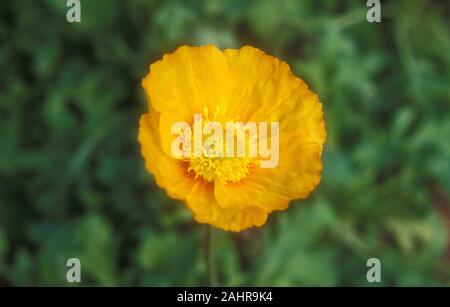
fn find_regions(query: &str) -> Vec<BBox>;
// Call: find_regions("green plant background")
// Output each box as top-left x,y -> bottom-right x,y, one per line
0,0 -> 449,286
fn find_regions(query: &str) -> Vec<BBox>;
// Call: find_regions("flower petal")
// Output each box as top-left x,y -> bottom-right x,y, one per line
185,179 -> 268,232
142,45 -> 232,120
214,85 -> 326,213
138,112 -> 197,200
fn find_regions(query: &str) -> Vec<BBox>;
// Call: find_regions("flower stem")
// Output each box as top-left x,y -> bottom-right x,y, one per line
205,226 -> 218,286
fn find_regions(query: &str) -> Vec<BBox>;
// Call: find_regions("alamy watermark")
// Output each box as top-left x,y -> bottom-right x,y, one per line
66,257 -> 81,283
64,256 -> 380,284
171,113 -> 280,168
66,0 -> 81,23
366,0 -> 381,23
366,258 -> 381,283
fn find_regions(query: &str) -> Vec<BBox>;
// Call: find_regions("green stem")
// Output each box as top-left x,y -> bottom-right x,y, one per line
205,226 -> 218,286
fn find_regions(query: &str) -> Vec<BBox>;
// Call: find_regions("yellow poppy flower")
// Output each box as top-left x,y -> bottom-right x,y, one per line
138,45 -> 326,232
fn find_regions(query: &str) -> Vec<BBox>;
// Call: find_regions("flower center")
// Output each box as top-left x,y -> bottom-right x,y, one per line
189,156 -> 252,183
186,106 -> 255,183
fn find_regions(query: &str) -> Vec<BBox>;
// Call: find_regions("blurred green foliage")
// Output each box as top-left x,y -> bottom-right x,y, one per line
0,0 -> 449,286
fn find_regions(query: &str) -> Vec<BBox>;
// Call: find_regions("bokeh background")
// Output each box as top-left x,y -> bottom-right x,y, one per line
0,0 -> 449,286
